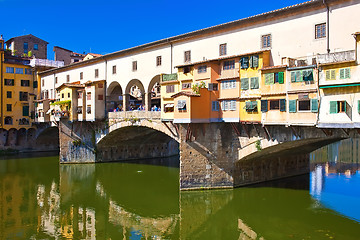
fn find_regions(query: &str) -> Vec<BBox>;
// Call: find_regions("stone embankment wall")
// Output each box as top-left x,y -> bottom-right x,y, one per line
0,124 -> 59,152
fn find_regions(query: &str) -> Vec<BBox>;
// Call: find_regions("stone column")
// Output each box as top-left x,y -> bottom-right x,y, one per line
145,92 -> 151,111
123,94 -> 130,111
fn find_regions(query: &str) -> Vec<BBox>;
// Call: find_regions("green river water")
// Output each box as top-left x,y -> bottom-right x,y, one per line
1,139 -> 360,239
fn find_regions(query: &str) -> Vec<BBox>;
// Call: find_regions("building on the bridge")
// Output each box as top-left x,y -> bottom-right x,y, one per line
35,0 -> 360,129
286,57 -> 319,126
317,34 -> 359,128
239,51 -> 270,124
260,64 -> 287,125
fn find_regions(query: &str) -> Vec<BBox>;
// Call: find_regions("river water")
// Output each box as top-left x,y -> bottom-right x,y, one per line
0,139 -> 360,239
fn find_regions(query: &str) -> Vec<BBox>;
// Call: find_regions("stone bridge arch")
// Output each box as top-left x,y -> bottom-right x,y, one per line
96,119 -> 179,162
35,126 -> 60,151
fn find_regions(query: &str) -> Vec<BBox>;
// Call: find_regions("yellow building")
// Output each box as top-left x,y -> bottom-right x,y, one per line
1,37 -> 35,130
161,73 -> 180,121
239,50 -> 270,123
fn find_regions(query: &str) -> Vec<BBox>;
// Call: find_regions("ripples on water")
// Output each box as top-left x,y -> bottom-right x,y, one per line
0,140 -> 359,239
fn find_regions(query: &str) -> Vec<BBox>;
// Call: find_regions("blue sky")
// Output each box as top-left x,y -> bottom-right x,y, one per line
0,0 -> 306,59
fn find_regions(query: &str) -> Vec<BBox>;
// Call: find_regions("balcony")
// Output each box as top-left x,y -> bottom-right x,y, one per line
317,50 -> 355,65
30,59 -> 64,68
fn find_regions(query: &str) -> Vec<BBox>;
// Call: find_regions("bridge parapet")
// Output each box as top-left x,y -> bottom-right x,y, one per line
108,111 -> 161,120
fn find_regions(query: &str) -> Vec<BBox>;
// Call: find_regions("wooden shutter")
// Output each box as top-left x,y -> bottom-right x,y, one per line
295,71 -> 302,82
329,101 -> 338,114
280,99 -> 286,112
261,100 -> 268,112
330,70 -> 335,80
23,106 -> 29,116
241,57 -> 249,69
289,100 -> 297,113
340,69 -> 345,79
311,98 -> 318,112
326,70 -> 330,80
291,72 -> 296,82
231,101 -> 236,111
241,78 -> 249,90
265,73 -> 274,85
250,77 -> 259,89
249,56 -> 253,68
278,72 -> 284,84
345,68 -> 351,79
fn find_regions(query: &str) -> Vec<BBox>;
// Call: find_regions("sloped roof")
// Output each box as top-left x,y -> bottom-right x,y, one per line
5,34 -> 49,44
171,91 -> 200,98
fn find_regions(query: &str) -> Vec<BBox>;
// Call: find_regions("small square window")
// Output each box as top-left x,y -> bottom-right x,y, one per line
55,77 -> 58,84
34,44 -> 38,50
95,69 -> 99,78
132,61 -> 137,71
219,43 -> 227,56
68,93 -> 70,98
261,34 -> 271,49
112,65 -> 116,74
80,72 -> 83,80
6,104 -> 12,112
156,56 -> 162,66
66,75 -> 70,82
98,94 -> 104,100
315,23 -> 326,39
7,91 -> 12,98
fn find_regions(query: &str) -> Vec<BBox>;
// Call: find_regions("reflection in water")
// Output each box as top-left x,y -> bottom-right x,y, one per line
0,145 -> 360,239
310,139 -> 360,223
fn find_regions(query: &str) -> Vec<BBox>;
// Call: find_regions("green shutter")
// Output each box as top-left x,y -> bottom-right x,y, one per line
261,100 -> 268,112
249,56 -> 253,68
241,57 -> 249,69
331,70 -> 336,80
23,106 -> 29,116
345,68 -> 351,79
250,77 -> 259,89
252,101 -> 258,111
325,70 -> 330,80
311,98 -> 318,112
358,100 -> 360,114
278,72 -> 284,84
289,100 -> 297,113
295,71 -> 302,82
280,99 -> 286,112
330,101 -> 338,114
340,69 -> 345,79
241,78 -> 249,90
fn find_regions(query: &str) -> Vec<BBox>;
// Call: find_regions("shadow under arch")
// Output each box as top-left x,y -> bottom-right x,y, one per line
97,125 -> 179,163
36,126 -> 60,150
107,81 -> 123,111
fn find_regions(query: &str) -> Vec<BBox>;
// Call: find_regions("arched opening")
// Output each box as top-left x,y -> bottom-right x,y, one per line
36,127 -> 59,151
6,128 -> 17,146
16,128 -> 27,146
107,81 -> 123,112
147,75 -> 161,111
125,79 -> 145,111
0,129 -> 8,146
97,126 -> 179,165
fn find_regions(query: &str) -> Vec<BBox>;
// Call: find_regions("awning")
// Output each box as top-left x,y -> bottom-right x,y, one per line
176,101 -> 186,109
245,101 -> 257,110
165,103 -> 174,108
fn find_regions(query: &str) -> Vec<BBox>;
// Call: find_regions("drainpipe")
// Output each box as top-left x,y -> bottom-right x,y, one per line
323,0 -> 330,53
1,52 -> 3,127
167,39 -> 173,74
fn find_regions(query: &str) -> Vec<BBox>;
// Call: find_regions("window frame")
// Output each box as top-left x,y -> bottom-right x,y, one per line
132,61 -> 137,71
219,43 -> 227,56
184,50 -> 191,63
261,34 -> 271,49
315,23 -> 326,39
156,56 -> 162,66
